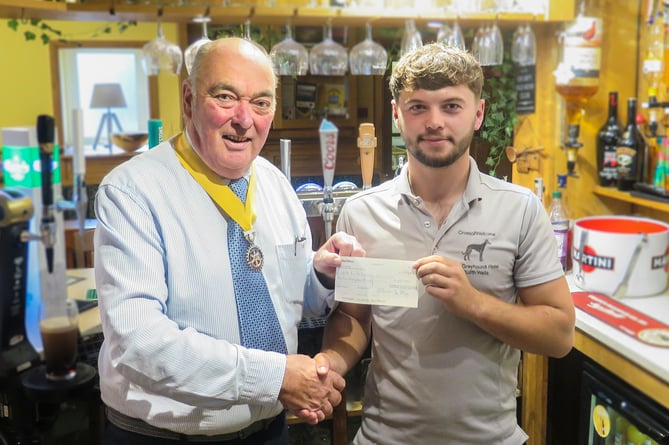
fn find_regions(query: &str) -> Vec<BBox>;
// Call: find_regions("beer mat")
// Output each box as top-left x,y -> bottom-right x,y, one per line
572,291 -> 669,347
67,275 -> 85,286
75,298 -> 98,313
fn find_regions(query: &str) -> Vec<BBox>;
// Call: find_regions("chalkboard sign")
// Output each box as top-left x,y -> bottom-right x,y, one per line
515,64 -> 536,115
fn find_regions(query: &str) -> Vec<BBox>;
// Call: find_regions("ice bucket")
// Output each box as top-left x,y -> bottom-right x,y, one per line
572,216 -> 669,298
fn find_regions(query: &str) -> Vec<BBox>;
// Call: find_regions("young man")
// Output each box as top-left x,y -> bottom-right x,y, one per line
319,43 -> 575,444
95,37 -> 364,444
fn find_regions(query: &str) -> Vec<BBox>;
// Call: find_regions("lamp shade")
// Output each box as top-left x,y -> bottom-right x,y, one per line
90,83 -> 127,109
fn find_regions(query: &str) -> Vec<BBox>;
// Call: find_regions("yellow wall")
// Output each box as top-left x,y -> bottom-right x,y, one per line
0,19 -> 182,147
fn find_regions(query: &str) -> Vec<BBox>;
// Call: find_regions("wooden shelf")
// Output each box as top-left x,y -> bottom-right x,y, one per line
0,0 -> 574,25
593,185 -> 669,213
0,0 -> 65,19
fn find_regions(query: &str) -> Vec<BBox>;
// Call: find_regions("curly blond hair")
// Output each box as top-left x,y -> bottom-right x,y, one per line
389,43 -> 484,101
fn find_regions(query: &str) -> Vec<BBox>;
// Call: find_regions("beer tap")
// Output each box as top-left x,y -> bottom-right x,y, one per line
37,115 -> 57,273
357,123 -> 376,190
0,189 -> 41,378
26,113 -> 86,272
319,118 -> 338,239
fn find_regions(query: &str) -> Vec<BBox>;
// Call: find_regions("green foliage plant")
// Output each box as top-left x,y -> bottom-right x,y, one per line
7,18 -> 137,45
478,44 -> 519,178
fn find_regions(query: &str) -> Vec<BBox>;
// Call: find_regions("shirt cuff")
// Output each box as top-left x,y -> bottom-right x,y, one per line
239,348 -> 286,405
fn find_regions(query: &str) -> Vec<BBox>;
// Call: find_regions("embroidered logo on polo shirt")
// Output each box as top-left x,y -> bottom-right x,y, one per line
462,238 -> 491,262
455,231 -> 499,276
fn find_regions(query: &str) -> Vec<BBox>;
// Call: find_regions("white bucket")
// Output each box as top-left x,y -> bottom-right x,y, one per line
572,216 -> 669,298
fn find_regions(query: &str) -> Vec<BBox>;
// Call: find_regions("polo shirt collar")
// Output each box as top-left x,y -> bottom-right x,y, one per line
393,155 -> 484,207
463,156 -> 485,207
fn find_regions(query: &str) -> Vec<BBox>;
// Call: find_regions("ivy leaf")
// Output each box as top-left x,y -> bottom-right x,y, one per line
40,23 -> 62,36
12,19 -> 136,44
478,33 -> 518,178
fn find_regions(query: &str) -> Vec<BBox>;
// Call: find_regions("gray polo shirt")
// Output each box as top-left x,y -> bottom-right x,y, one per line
337,157 -> 563,445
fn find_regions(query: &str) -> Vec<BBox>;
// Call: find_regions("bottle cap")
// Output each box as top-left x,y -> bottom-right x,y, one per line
552,191 -> 562,198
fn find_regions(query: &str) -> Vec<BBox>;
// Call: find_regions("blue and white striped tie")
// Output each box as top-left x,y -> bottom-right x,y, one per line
227,178 -> 287,354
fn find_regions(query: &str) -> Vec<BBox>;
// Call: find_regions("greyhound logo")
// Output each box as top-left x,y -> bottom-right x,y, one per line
462,239 -> 490,262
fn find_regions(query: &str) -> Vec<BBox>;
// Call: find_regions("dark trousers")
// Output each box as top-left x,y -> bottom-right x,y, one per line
104,413 -> 288,445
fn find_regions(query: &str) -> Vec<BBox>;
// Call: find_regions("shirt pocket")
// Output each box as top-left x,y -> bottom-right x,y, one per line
275,241 -> 309,305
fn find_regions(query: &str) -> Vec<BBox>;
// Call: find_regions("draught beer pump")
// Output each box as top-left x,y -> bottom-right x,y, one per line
357,123 -> 376,190
36,115 -> 57,273
319,118 -> 338,239
4,114 -> 88,353
32,112 -> 88,256
0,190 -> 41,378
0,114 -> 93,442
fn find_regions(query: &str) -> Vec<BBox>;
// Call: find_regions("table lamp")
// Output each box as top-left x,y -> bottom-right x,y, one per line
90,83 -> 126,151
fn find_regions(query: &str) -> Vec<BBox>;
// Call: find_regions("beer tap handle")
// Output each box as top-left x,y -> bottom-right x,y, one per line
357,123 -> 376,190
37,114 -> 56,273
320,118 -> 338,240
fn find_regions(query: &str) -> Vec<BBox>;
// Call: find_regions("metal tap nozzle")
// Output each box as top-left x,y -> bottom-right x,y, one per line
322,186 -> 334,239
280,139 -> 291,183
73,172 -> 88,236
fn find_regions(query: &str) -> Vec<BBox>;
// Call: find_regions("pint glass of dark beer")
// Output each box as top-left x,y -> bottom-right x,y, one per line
39,299 -> 79,381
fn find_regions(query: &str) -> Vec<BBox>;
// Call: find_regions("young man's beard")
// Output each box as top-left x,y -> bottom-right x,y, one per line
406,132 -> 473,168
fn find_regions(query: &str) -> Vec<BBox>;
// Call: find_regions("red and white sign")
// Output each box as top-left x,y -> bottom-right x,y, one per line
572,291 -> 669,347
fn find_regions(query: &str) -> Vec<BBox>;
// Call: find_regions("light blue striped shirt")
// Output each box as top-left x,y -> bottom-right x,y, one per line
94,136 -> 333,435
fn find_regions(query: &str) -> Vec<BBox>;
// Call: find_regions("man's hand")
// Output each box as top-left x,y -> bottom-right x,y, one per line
279,354 -> 345,425
413,255 -> 484,320
313,232 -> 366,288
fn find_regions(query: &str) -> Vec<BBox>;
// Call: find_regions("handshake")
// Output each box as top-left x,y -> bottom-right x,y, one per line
278,352 -> 345,425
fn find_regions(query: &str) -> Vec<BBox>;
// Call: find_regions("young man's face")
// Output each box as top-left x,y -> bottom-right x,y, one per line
392,84 -> 485,168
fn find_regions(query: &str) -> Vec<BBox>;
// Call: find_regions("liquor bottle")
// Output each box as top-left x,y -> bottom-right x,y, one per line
533,177 -> 544,205
626,423 -> 650,445
616,98 -> 646,191
664,0 -> 669,87
394,155 -> 405,178
597,92 -> 622,186
643,11 -> 664,105
614,415 -> 630,445
548,191 -> 569,272
554,15 -> 602,154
